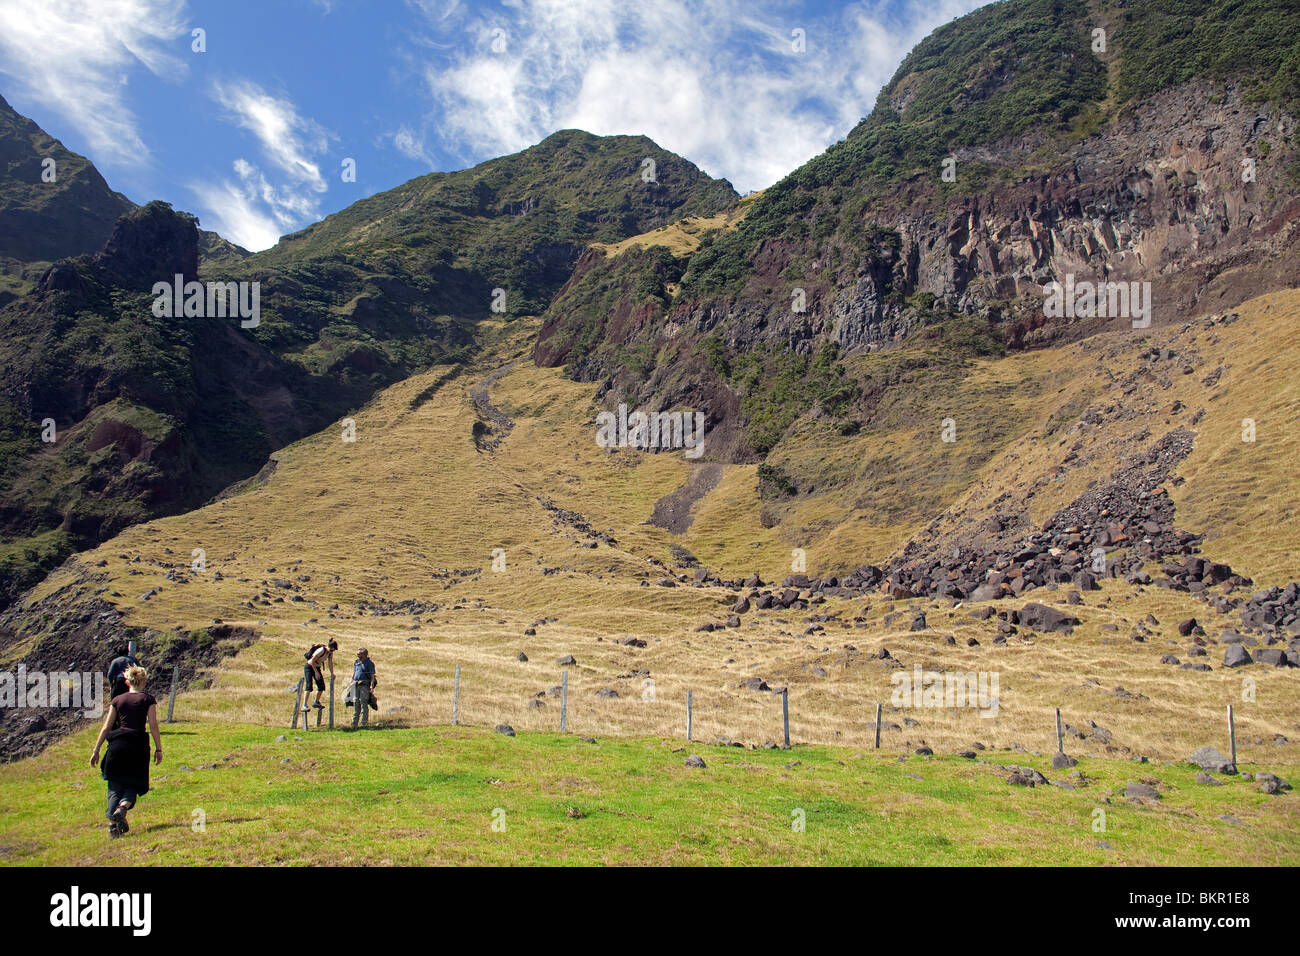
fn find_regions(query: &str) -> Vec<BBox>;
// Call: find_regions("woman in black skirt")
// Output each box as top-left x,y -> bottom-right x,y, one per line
90,665 -> 164,838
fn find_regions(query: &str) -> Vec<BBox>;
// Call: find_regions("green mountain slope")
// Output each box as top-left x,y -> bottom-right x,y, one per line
0,122 -> 736,608
0,93 -> 135,266
228,129 -> 735,379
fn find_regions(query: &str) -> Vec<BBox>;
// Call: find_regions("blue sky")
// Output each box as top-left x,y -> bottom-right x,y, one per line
0,0 -> 985,251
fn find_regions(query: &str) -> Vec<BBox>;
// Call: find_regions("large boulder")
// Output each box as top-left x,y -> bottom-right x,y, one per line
1017,603 -> 1081,632
1125,781 -> 1161,800
1188,746 -> 1234,774
1223,644 -> 1252,667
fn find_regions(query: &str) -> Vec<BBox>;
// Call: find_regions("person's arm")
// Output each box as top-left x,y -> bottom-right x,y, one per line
148,704 -> 163,765
369,662 -> 377,690
89,705 -> 118,767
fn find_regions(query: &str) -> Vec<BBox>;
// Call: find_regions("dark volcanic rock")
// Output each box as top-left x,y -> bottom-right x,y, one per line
1017,603 -> 1080,632
1223,644 -> 1252,667
1125,781 -> 1161,800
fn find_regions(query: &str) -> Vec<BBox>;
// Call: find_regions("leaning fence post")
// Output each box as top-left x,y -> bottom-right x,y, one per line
781,687 -> 790,749
1056,707 -> 1063,753
874,702 -> 882,749
1227,704 -> 1237,770
165,665 -> 179,723
328,676 -> 335,730
291,678 -> 303,729
686,690 -> 693,741
452,664 -> 460,726
560,670 -> 568,733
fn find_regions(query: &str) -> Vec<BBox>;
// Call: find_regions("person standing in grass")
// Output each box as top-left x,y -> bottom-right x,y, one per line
302,639 -> 338,714
89,665 -> 163,839
350,647 -> 376,730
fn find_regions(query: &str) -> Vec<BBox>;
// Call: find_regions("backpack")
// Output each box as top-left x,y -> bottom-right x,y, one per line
304,643 -> 326,661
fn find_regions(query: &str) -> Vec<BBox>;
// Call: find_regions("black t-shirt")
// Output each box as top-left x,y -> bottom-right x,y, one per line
112,692 -> 157,731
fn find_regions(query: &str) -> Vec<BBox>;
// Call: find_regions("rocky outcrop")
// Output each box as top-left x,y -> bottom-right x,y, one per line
93,200 -> 199,289
0,562 -> 257,762
535,81 -> 1300,463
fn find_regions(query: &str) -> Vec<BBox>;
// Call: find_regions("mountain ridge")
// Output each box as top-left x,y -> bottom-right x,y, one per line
0,109 -> 736,607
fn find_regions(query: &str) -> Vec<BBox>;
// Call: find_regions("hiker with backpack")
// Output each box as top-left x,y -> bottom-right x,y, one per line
302,640 -> 338,714
89,665 -> 162,839
107,644 -> 139,699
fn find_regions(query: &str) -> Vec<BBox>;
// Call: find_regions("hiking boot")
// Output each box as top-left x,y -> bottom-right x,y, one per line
110,802 -> 130,832
312,702 -> 324,709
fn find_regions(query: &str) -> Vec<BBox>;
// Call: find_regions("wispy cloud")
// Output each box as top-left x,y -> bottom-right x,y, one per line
0,0 -> 188,166
193,79 -> 334,250
392,124 -> 435,166
410,0 -> 986,192
211,79 -> 332,193
189,172 -> 284,252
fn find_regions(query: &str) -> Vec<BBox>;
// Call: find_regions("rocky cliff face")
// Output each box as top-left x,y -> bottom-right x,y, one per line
808,81 -> 1300,352
535,79 -> 1300,461
94,200 -> 200,289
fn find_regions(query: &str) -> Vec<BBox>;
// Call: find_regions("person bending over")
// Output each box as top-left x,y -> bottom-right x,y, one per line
302,639 -> 338,712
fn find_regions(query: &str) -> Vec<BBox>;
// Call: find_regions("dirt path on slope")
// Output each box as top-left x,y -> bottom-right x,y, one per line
469,362 -> 516,451
646,462 -> 725,534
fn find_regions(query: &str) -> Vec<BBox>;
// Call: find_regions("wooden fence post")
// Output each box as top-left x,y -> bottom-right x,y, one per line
165,665 -> 179,723
560,670 -> 568,733
874,702 -> 882,749
1227,704 -> 1237,770
452,664 -> 460,726
1056,707 -> 1063,753
686,690 -> 693,741
291,678 -> 303,729
328,676 -> 335,730
781,688 -> 790,749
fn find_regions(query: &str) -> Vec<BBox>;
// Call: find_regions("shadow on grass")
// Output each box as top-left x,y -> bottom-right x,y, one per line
140,816 -> 264,833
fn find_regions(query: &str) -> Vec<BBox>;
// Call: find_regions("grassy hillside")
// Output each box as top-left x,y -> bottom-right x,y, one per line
6,291 -> 1296,768
1,723 -> 1295,865
0,120 -> 735,608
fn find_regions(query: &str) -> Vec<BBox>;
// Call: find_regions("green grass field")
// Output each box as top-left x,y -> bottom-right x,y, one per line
2,720 -> 1296,866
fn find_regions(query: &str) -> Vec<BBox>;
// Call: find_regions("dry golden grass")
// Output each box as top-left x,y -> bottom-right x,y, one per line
16,293 -> 1300,773
590,191 -> 759,258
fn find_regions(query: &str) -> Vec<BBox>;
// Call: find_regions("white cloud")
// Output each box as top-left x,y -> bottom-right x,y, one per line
211,79 -> 332,193
189,172 -> 284,252
393,125 -> 435,166
412,0 -> 988,193
191,80 -> 334,251
0,0 -> 188,166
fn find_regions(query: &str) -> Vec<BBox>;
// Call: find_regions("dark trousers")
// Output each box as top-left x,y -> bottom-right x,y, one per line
106,780 -> 139,820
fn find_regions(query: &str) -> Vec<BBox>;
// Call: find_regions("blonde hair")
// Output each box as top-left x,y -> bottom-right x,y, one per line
125,665 -> 147,689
